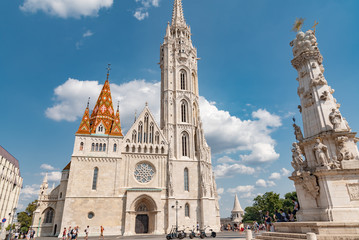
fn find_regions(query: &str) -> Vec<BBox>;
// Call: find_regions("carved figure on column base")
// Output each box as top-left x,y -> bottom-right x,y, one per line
299,171 -> 320,199
291,142 -> 306,175
329,108 -> 343,131
313,139 -> 330,169
336,136 -> 355,161
310,73 -> 327,87
293,124 -> 304,141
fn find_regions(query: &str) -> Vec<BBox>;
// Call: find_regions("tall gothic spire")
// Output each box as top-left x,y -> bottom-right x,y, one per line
76,101 -> 91,135
171,0 -> 186,27
232,194 -> 243,212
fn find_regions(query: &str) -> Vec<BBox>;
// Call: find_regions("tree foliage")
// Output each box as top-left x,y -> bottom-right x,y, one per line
243,191 -> 297,223
17,200 -> 38,233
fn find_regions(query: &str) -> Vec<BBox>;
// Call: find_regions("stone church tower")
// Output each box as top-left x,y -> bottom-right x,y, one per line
31,0 -> 220,236
160,0 -> 220,231
289,29 -> 359,222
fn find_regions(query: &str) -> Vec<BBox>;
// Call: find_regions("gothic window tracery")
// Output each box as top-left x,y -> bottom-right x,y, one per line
144,114 -> 149,143
182,132 -> 189,157
132,130 -> 137,143
138,122 -> 143,143
149,123 -> 154,144
181,101 -> 188,122
180,70 -> 187,90
44,208 -> 54,223
137,204 -> 148,212
134,163 -> 155,183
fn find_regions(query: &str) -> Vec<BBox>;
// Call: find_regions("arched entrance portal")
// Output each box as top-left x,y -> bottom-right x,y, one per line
132,195 -> 157,234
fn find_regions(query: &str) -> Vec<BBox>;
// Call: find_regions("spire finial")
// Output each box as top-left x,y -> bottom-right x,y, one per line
87,97 -> 90,108
106,63 -> 111,80
134,110 -> 137,123
292,17 -> 305,32
171,0 -> 186,26
145,102 -> 148,107
117,101 -> 120,111
311,20 -> 319,35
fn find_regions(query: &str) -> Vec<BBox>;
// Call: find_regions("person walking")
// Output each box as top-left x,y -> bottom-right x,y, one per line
84,226 -> 89,240
62,228 -> 67,240
67,227 -> 71,240
99,226 -> 104,240
264,211 -> 271,231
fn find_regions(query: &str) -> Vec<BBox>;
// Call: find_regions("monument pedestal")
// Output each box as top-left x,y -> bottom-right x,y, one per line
274,222 -> 359,240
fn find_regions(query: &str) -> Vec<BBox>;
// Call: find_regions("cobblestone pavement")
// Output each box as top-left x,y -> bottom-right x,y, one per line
35,231 -> 264,240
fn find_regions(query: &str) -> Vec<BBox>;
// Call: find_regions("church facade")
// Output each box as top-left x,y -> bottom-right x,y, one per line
32,0 -> 220,236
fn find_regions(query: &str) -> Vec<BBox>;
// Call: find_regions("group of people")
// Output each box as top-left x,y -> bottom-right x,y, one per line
264,199 -> 299,232
62,226 -> 104,240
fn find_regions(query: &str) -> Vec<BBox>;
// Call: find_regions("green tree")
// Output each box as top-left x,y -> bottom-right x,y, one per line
17,200 -> 38,233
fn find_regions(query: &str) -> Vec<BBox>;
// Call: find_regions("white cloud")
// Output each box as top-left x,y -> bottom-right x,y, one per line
41,171 -> 61,182
256,179 -> 276,188
269,172 -> 281,180
83,30 -> 94,38
217,188 -> 224,195
133,0 -> 160,21
216,156 -> 236,164
40,163 -> 55,171
20,184 -> 40,201
281,168 -> 291,177
214,163 -> 255,179
200,98 -> 281,162
227,185 -> 255,194
20,0 -> 113,18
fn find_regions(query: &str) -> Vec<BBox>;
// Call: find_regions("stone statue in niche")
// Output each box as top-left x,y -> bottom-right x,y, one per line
313,139 -> 330,167
329,108 -> 343,131
336,136 -> 354,161
310,73 -> 328,87
320,91 -> 329,101
291,143 -> 306,175
293,123 -> 304,141
300,171 -> 320,198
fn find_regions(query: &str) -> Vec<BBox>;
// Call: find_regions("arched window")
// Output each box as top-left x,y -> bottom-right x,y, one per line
181,101 -> 187,122
98,125 -> 104,133
180,70 -> 187,90
95,143 -> 99,151
138,122 -> 143,143
99,143 -> 103,152
132,146 -> 136,153
92,167 -> 99,190
149,123 -> 154,144
132,130 -> 137,143
144,114 -> 149,143
44,208 -> 54,223
80,142 -> 84,151
126,145 -> 130,152
155,132 -> 160,145
91,143 -> 95,151
113,143 -> 117,152
182,133 -> 189,157
184,168 -> 189,191
185,203 -> 190,217
59,192 -> 62,199
103,143 -> 106,152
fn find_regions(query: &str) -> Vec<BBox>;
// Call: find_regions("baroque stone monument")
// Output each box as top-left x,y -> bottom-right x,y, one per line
269,29 -> 359,240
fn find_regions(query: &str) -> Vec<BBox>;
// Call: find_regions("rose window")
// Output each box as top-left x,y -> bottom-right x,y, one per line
134,163 -> 155,183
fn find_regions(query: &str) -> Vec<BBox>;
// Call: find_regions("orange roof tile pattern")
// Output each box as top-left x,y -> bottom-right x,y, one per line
76,77 -> 123,136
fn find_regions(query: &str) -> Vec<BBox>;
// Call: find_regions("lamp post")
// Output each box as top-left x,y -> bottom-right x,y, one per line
171,201 -> 182,234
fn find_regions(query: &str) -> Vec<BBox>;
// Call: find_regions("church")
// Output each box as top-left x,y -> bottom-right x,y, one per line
32,0 -> 221,236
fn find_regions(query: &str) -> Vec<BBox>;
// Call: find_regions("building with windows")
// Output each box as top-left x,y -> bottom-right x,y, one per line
32,0 -> 220,237
0,146 -> 23,228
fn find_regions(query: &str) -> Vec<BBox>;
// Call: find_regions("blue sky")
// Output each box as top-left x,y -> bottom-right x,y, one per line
1,0 -> 359,218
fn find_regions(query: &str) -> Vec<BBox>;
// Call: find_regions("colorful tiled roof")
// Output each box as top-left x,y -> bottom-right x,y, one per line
90,79 -> 115,135
76,105 -> 91,134
0,145 -> 20,170
110,108 -> 123,136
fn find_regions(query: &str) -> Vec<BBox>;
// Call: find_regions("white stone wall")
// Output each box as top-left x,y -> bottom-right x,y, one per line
0,155 -> 22,228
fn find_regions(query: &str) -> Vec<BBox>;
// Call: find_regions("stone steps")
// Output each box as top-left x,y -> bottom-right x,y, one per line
255,232 -> 307,240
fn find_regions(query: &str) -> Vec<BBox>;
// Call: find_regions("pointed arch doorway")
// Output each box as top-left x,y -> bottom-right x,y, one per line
133,195 -> 157,234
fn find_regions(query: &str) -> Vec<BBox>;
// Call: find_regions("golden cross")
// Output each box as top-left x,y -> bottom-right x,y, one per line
292,18 -> 305,32
312,21 -> 319,35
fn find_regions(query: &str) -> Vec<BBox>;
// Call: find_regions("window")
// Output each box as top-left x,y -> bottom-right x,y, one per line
180,70 -> 187,90
99,143 -> 103,152
88,212 -> 95,219
144,114 -> 149,143
103,143 -> 106,152
181,101 -> 187,122
126,145 -> 130,152
149,123 -> 154,144
91,143 -> 95,151
185,203 -> 190,217
44,208 -> 54,223
95,143 -> 99,151
184,168 -> 189,191
182,133 -> 189,157
155,132 -> 160,144
113,143 -> 117,152
59,192 -> 62,199
132,130 -> 137,143
92,167 -> 99,190
80,142 -> 84,151
98,125 -> 104,132
138,122 -> 143,143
